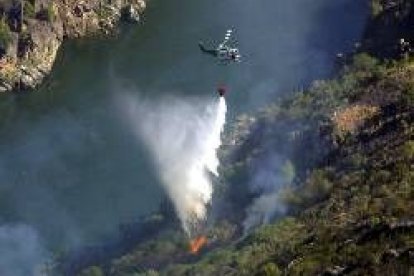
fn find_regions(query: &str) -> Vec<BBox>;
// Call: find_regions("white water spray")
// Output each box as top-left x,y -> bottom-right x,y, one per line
119,94 -> 226,236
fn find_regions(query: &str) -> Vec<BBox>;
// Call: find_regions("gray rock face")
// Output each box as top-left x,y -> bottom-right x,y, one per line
6,32 -> 18,59
0,0 -> 146,92
19,65 -> 46,89
0,81 -> 12,93
123,4 -> 140,23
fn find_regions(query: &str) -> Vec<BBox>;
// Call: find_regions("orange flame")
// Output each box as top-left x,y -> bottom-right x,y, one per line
189,236 -> 208,254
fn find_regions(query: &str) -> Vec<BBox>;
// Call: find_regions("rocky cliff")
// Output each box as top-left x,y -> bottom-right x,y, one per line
0,0 -> 145,93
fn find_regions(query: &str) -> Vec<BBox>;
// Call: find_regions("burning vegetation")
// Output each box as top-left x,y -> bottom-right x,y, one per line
189,235 -> 208,254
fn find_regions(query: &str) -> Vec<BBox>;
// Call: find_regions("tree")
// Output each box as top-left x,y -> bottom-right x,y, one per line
0,19 -> 11,53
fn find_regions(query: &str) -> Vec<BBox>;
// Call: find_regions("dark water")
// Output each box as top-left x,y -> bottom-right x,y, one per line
0,0 -> 367,250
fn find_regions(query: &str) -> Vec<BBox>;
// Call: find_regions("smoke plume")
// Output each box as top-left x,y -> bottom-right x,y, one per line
119,93 -> 227,236
0,224 -> 48,276
243,154 -> 295,233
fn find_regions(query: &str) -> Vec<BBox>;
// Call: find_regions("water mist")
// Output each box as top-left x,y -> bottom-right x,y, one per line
119,93 -> 227,236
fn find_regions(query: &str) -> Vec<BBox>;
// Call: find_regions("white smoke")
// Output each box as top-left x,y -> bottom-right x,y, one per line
119,93 -> 226,236
243,155 -> 295,233
0,224 -> 48,276
243,192 -> 285,231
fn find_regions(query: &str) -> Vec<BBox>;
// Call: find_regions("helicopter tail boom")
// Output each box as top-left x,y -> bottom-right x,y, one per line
199,42 -> 218,57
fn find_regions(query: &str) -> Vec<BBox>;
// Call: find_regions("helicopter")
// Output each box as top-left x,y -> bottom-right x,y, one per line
199,29 -> 241,63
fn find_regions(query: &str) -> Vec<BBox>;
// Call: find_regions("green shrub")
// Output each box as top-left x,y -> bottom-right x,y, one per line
304,170 -> 333,199
78,266 -> 104,276
282,169 -> 333,210
0,19 -> 11,50
259,262 -> 282,276
348,53 -> 383,80
400,140 -> 414,160
289,258 -> 320,275
401,82 -> 414,106
371,0 -> 383,17
97,5 -> 113,20
23,0 -> 35,18
47,2 -> 56,22
280,187 -> 303,208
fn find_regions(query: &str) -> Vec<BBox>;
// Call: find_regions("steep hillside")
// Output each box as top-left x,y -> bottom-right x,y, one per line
73,46 -> 413,276
58,1 -> 414,275
160,53 -> 414,275
70,55 -> 414,276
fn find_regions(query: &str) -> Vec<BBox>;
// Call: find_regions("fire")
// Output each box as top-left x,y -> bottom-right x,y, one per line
189,236 -> 208,254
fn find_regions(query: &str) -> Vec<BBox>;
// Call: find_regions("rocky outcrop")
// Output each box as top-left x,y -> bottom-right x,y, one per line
0,0 -> 146,92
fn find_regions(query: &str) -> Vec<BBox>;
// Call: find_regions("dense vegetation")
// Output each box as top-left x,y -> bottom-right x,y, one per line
59,0 -> 414,275
70,55 -> 414,276
155,53 -> 414,276
0,19 -> 11,52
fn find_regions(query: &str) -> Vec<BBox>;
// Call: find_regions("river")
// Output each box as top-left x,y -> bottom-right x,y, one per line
0,0 -> 367,250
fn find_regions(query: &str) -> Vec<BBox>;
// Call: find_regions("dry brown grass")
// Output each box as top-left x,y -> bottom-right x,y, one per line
332,104 -> 380,134
0,57 -> 17,78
